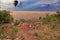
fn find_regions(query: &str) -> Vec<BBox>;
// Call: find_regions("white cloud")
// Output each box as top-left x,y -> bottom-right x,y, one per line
23,0 -> 59,9
0,0 -> 59,10
40,5 -> 46,7
0,0 -> 27,10
0,0 -> 14,3
18,0 -> 27,1
0,0 -> 14,10
53,3 -> 60,6
0,0 -> 27,7
0,0 -> 27,3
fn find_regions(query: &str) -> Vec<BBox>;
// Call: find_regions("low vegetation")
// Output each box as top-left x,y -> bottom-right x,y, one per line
39,11 -> 60,24
30,23 -> 60,40
0,26 -> 8,39
0,10 -> 60,40
33,31 -> 39,37
0,10 -> 18,39
9,26 -> 18,40
0,10 -> 13,24
14,19 -> 26,26
29,11 -> 60,40
0,26 -> 18,40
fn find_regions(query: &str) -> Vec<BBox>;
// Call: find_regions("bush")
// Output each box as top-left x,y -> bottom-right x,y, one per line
0,26 -> 18,40
14,19 -> 26,26
55,11 -> 60,21
0,10 -> 13,24
14,20 -> 20,26
33,32 -> 38,37
39,13 -> 60,24
0,26 -> 8,39
9,27 -> 18,39
39,16 -> 58,24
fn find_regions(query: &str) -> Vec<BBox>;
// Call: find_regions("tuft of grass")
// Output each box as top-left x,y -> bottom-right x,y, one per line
14,19 -> 26,26
0,26 -> 8,39
0,26 -> 18,40
14,20 -> 20,26
33,32 -> 39,37
39,12 -> 60,24
30,23 -> 60,40
40,17 -> 58,24
9,27 -> 18,39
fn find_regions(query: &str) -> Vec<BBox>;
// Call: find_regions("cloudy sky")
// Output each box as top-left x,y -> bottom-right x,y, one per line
0,0 -> 60,11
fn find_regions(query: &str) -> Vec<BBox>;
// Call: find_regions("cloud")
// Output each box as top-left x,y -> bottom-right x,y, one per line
0,0 -> 27,7
40,5 -> 46,7
18,0 -> 27,1
23,0 -> 59,9
0,0 -> 14,10
0,0 -> 60,10
0,0 -> 27,3
0,0 -> 28,10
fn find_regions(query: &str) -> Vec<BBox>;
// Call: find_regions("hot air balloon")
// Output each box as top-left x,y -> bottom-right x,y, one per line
14,0 -> 18,7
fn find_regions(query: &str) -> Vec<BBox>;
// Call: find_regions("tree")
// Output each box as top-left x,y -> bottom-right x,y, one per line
0,10 -> 13,24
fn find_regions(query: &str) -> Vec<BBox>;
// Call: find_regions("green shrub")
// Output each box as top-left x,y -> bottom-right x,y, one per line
33,32 -> 38,37
14,20 -> 20,26
55,11 -> 60,21
14,19 -> 26,26
0,26 -> 18,40
9,27 -> 18,39
39,13 -> 59,24
19,19 -> 26,22
0,26 -> 8,39
0,10 -> 13,24
40,17 -> 58,24
39,17 -> 42,19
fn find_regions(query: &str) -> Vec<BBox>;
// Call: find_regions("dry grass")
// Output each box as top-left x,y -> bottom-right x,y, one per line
29,23 -> 60,40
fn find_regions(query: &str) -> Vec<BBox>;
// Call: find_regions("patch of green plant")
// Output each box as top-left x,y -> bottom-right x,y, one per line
39,17 -> 42,19
0,32 -> 7,39
39,11 -> 60,24
0,26 -> 8,39
14,19 -> 26,26
39,14 -> 59,24
33,32 -> 39,37
40,17 -> 58,24
19,19 -> 26,23
14,20 -> 20,26
9,26 -> 18,39
0,10 -> 13,24
55,11 -> 60,21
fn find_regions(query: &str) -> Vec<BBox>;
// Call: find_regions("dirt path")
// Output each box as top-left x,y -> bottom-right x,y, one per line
18,23 -> 40,40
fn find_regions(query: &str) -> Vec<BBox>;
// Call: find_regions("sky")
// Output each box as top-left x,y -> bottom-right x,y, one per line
0,0 -> 60,11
